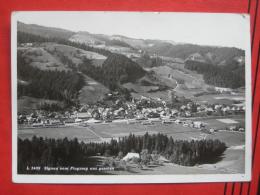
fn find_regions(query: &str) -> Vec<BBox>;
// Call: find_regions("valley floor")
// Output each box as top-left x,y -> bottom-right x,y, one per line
18,115 -> 245,175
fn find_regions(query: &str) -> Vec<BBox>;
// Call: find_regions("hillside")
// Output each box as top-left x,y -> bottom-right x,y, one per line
184,60 -> 245,89
145,43 -> 245,66
17,51 -> 85,105
70,32 -> 133,48
18,22 -> 245,67
18,22 -> 75,39
18,42 -> 107,71
16,22 -> 246,104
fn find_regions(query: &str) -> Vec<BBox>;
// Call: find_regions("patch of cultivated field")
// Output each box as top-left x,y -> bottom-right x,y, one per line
18,126 -> 100,142
195,147 -> 245,174
123,73 -> 176,100
206,131 -> 245,147
19,43 -> 107,72
18,113 -> 245,145
151,66 -> 208,89
201,115 -> 245,130
90,122 -> 201,139
149,66 -> 178,87
78,75 -> 109,104
217,119 -> 239,124
150,66 -> 211,99
18,122 -> 205,144
19,116 -> 244,146
193,93 -> 245,105
19,47 -> 69,71
131,90 -> 171,101
43,43 -> 107,67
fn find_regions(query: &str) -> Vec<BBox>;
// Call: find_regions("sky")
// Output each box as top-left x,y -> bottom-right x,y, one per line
14,11 -> 250,49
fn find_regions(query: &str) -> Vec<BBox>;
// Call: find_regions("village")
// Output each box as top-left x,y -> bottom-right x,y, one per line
18,90 -> 246,134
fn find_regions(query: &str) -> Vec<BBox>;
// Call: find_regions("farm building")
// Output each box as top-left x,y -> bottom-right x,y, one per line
77,112 -> 92,120
215,87 -> 232,93
193,121 -> 204,129
123,153 -> 140,161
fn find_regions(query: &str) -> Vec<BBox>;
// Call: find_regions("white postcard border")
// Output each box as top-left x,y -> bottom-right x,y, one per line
11,11 -> 252,184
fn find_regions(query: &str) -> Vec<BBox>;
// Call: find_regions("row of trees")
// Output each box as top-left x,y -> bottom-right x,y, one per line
17,51 -> 85,105
184,60 -> 244,88
18,133 -> 226,173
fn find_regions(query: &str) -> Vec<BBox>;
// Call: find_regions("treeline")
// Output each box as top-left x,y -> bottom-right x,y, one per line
184,60 -> 244,88
17,51 -> 85,105
18,133 -> 226,173
18,31 -> 112,57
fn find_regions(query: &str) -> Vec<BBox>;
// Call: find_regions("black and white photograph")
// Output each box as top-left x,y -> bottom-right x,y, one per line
12,12 -> 251,183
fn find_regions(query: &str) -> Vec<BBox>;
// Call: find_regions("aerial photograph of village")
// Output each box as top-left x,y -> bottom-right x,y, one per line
15,12 -> 247,176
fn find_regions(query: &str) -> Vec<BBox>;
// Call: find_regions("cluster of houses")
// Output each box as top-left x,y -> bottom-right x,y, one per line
18,93 -> 245,130
227,125 -> 245,132
179,102 -> 245,117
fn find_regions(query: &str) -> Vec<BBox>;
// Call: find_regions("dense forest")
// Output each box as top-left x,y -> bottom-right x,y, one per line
78,53 -> 146,90
18,133 -> 226,174
17,51 -> 85,105
184,60 -> 245,88
102,53 -> 146,84
78,57 -> 105,84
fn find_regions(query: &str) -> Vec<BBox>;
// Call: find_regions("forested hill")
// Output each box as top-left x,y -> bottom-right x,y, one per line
185,60 -> 245,88
102,54 -> 146,84
17,51 -> 85,104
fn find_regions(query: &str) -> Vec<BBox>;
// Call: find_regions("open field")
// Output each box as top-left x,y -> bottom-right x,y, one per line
18,122 -> 203,143
152,66 -> 206,88
43,43 -> 107,67
19,47 -> 69,71
78,75 -> 109,104
193,93 -> 245,105
18,115 -> 245,145
200,115 -> 245,131
18,126 -> 100,142
19,42 -> 107,72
